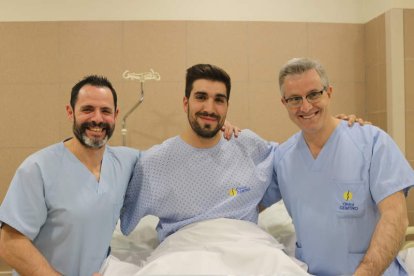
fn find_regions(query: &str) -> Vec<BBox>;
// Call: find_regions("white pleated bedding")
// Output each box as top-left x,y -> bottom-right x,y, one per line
103,217 -> 309,275
105,201 -> 414,275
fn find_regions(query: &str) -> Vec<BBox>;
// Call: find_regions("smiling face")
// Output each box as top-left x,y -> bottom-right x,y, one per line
184,79 -> 228,139
66,84 -> 118,149
281,68 -> 332,135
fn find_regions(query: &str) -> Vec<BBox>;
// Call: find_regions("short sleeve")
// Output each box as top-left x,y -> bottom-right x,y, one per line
370,130 -> 414,203
0,159 -> 48,240
260,151 -> 282,208
120,158 -> 147,235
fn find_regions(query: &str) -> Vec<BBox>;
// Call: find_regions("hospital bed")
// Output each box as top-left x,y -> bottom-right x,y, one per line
108,201 -> 414,275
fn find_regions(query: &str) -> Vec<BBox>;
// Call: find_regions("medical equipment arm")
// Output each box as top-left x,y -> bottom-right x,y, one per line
0,224 -> 61,276
354,191 -> 408,276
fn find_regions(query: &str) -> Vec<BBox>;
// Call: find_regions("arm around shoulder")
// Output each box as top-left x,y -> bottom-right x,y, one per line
0,224 -> 61,276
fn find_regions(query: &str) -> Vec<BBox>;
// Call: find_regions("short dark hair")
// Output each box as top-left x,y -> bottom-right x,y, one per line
70,75 -> 117,109
185,64 -> 231,101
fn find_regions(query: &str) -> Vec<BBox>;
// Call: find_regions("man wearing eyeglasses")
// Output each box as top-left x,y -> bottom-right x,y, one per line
262,58 -> 414,276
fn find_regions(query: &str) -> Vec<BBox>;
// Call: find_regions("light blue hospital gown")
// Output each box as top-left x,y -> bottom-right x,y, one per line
121,129 -> 279,241
0,141 -> 140,276
263,121 -> 414,276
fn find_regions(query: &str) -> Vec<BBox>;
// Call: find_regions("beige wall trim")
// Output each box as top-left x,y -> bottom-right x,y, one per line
385,8 -> 406,153
0,0 -> 361,23
363,0 -> 414,23
1,0 -> 414,23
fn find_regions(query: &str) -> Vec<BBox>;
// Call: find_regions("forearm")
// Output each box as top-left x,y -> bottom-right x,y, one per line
354,192 -> 408,276
0,224 -> 61,276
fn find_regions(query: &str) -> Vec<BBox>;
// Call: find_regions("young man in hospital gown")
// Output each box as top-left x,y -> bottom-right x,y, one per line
0,76 -> 140,276
116,64 -> 310,275
262,58 -> 414,275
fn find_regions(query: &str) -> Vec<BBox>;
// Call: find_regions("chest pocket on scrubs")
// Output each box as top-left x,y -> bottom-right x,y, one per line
334,181 -> 368,218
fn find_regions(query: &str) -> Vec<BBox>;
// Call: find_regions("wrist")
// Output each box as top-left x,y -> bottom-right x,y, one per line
355,258 -> 379,276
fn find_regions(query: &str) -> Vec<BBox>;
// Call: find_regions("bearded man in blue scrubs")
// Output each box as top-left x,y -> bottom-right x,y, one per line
263,57 -> 414,276
0,76 -> 140,276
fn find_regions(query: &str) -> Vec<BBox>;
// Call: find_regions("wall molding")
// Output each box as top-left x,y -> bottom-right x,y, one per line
1,0 -> 413,23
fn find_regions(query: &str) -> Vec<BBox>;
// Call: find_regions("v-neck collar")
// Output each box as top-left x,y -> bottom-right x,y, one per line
298,122 -> 342,172
61,141 -> 108,193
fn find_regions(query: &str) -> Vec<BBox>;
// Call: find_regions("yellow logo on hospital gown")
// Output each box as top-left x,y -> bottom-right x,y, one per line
343,190 -> 353,201
228,186 -> 251,197
229,188 -> 238,196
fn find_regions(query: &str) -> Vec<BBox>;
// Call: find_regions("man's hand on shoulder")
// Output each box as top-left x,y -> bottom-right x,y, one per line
222,120 -> 241,140
335,114 -> 372,127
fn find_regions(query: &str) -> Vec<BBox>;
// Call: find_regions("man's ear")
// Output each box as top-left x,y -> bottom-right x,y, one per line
183,96 -> 189,113
326,86 -> 333,98
66,104 -> 74,121
114,108 -> 120,120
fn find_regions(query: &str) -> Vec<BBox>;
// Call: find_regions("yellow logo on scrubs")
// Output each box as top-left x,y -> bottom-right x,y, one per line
229,188 -> 238,196
343,190 -> 353,201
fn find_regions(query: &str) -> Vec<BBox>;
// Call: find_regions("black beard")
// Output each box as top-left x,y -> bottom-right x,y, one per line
73,121 -> 114,149
188,111 -> 223,138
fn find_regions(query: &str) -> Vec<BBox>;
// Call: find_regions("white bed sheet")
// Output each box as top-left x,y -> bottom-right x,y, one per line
108,201 -> 414,275
104,217 -> 309,275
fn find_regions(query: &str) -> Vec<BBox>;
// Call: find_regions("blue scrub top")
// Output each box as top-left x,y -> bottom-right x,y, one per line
0,142 -> 140,276
263,121 -> 414,276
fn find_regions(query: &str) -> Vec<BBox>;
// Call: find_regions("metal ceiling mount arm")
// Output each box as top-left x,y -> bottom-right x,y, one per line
121,69 -> 161,146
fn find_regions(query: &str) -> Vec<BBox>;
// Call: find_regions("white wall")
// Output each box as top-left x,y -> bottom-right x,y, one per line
1,0 -> 413,23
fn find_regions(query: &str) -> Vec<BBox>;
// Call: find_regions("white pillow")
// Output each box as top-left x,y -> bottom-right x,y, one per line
111,215 -> 159,264
258,201 -> 296,256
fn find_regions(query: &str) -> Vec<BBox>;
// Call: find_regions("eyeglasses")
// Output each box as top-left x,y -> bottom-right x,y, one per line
283,88 -> 326,108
